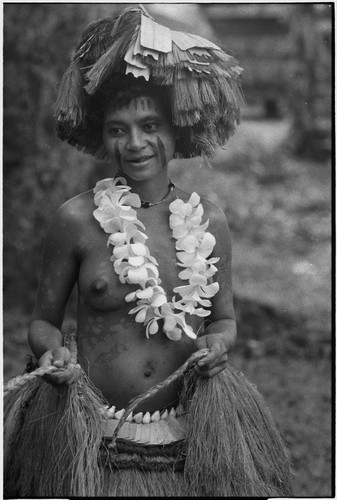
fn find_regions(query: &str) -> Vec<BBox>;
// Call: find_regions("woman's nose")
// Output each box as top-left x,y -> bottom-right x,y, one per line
127,128 -> 145,151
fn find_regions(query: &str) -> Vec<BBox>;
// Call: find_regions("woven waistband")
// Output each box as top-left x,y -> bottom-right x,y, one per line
100,439 -> 186,472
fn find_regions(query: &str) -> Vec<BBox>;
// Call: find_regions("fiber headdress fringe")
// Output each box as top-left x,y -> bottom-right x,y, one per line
55,6 -> 243,159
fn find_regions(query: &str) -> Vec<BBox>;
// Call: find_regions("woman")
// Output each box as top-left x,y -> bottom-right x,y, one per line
30,77 -> 236,411
5,6 -> 292,497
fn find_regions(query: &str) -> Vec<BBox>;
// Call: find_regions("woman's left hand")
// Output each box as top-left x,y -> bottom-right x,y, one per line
195,333 -> 229,377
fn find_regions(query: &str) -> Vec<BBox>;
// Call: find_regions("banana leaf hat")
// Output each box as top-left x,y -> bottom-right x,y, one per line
55,6 -> 244,159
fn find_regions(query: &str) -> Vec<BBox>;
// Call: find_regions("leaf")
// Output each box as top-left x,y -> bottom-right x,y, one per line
140,14 -> 172,53
171,30 -> 221,52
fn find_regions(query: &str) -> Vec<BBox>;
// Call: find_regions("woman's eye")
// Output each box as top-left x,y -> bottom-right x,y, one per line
144,122 -> 159,132
107,127 -> 124,136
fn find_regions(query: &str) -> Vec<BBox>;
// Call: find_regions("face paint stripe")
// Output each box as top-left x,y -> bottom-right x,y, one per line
157,136 -> 167,168
114,142 -> 122,170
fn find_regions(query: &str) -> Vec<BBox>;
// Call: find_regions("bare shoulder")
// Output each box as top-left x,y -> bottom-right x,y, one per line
56,189 -> 94,223
47,190 -> 95,243
53,190 -> 95,228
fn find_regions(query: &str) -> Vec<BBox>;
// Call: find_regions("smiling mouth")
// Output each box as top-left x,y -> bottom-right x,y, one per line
126,155 -> 154,164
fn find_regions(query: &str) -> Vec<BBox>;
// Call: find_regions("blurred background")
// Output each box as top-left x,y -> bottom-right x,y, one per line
3,3 -> 332,496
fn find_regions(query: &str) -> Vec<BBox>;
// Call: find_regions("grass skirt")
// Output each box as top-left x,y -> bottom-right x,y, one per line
4,365 -> 293,497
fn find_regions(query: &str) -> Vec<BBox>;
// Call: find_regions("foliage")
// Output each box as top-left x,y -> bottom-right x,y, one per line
3,4 -> 115,311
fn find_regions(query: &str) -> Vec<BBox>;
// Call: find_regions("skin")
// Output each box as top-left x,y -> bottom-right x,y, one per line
29,93 -> 236,411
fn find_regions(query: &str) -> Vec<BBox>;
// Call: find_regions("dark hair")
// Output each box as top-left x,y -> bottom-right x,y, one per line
59,74 -> 194,160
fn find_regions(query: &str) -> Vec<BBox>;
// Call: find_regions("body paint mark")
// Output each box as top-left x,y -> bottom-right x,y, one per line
114,142 -> 122,170
157,136 -> 167,168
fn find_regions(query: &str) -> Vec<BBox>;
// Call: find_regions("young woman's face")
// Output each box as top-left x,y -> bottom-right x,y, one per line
103,94 -> 176,181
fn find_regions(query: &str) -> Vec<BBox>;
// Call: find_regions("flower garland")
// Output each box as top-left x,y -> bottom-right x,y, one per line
93,177 -> 219,341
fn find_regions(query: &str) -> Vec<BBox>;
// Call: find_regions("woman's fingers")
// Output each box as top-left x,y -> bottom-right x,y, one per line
50,347 -> 71,367
39,347 -> 78,386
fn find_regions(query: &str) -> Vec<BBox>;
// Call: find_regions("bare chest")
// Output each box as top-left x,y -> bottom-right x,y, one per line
78,207 -> 180,311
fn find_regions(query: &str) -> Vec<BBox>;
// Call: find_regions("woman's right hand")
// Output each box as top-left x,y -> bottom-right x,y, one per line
38,346 -> 80,386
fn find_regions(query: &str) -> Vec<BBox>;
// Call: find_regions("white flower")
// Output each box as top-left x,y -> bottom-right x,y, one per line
159,302 -> 196,340
93,178 -> 220,341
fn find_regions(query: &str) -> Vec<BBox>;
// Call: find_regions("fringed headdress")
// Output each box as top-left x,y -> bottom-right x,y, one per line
55,6 -> 244,159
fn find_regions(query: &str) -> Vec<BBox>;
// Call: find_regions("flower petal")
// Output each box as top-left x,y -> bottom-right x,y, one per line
178,269 -> 192,280
151,293 -> 167,308
163,315 -> 177,332
194,203 -> 204,217
169,214 -> 184,228
165,327 -> 182,341
198,298 -> 212,307
178,203 -> 193,217
189,274 -> 208,286
193,308 -> 211,317
172,225 -> 189,239
176,251 -> 195,266
200,282 -> 220,297
200,232 -> 216,251
107,232 -> 126,246
113,245 -> 129,259
128,267 -> 149,284
135,307 -> 147,323
137,287 -> 154,299
177,235 -> 199,252
123,192 -> 141,208
131,243 -> 148,256
128,256 -> 145,267
188,192 -> 200,207
125,291 -> 137,302
169,199 -> 184,213
183,324 -> 197,339
146,319 -> 159,336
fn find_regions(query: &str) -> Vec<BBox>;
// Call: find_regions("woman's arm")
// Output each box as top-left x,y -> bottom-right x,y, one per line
195,202 -> 237,377
28,201 -> 80,385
